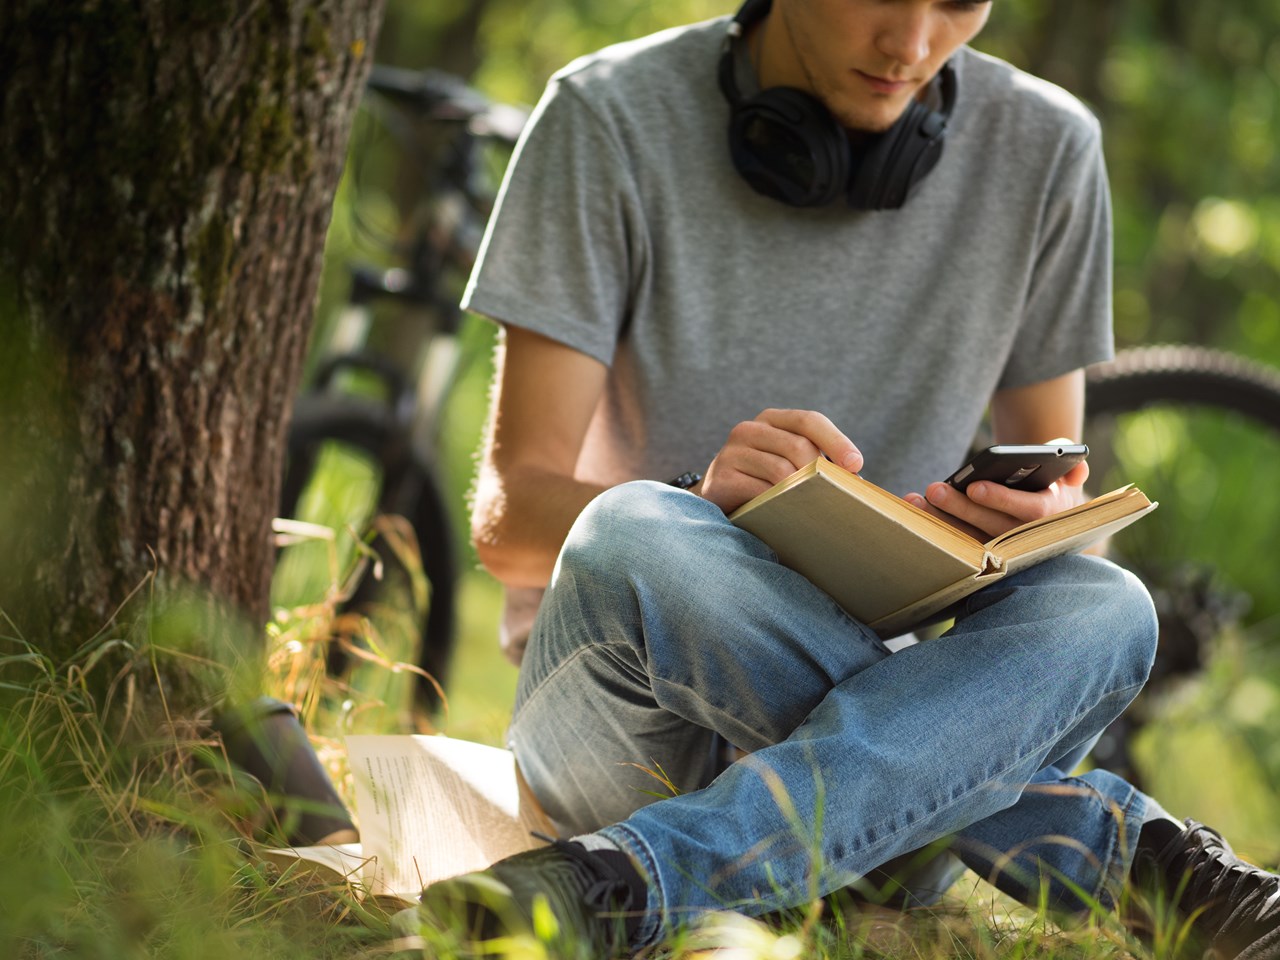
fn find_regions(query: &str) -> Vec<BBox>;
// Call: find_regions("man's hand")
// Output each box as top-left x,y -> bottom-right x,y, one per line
904,458 -> 1090,542
700,408 -> 863,515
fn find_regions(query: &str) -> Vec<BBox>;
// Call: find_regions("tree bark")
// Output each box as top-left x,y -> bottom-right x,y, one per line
0,1 -> 383,702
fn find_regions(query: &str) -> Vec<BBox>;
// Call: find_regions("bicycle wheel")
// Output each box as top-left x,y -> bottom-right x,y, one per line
277,393 -> 457,714
350,454 -> 458,712
1084,345 -> 1280,855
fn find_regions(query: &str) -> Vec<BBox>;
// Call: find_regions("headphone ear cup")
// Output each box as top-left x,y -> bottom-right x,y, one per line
728,87 -> 851,207
848,99 -> 947,210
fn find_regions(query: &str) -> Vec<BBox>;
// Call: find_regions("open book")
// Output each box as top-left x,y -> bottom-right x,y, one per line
729,458 -> 1156,638
261,735 -> 552,905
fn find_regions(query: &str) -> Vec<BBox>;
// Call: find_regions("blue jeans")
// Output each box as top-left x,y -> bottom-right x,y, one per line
509,482 -> 1159,947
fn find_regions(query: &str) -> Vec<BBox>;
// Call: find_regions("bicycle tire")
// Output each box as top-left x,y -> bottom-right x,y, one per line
1083,344 -> 1280,846
279,393 -> 458,713
279,395 -> 398,521
355,455 -> 458,712
1087,345 -> 1280,430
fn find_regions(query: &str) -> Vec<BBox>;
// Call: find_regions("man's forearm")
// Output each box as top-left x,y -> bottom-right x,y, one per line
471,464 -> 610,588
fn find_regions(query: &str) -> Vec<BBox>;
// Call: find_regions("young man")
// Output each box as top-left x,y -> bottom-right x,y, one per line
418,0 -> 1280,955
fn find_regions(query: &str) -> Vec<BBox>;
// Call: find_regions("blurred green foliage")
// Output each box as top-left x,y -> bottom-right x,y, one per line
975,2 -> 1280,362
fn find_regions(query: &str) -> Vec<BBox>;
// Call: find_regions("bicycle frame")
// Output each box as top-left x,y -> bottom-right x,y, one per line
277,65 -> 526,712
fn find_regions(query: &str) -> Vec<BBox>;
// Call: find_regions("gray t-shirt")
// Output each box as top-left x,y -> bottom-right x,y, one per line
463,18 -> 1115,658
464,17 -> 1113,497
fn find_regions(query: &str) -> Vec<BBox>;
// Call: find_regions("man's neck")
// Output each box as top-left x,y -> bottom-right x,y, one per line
749,10 -> 806,93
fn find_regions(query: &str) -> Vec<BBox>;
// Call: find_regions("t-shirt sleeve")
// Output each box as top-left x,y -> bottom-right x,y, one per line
998,121 -> 1115,390
460,74 -> 646,367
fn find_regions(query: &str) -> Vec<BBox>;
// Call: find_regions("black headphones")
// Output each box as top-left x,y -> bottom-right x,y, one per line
718,0 -> 957,209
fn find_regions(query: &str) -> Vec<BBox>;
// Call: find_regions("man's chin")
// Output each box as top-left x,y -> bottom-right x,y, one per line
830,99 -> 910,135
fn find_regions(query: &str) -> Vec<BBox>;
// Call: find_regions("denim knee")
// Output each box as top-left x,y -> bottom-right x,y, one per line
554,480 -> 712,596
1082,556 -> 1159,689
528,482 -> 705,660
518,483 -> 676,698
959,552 -> 1158,692
1036,553 -> 1159,690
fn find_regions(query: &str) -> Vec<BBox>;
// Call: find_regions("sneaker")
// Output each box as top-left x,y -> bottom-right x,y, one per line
1128,818 -> 1280,959
416,836 -> 646,957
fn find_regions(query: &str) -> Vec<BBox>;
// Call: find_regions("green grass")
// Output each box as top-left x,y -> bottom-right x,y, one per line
0,549 -> 1200,960
6,401 -> 1279,957
0,628 -> 389,959
435,571 -> 519,745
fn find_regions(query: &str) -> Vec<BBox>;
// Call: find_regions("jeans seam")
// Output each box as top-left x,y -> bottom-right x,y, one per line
512,638 -> 637,729
1091,781 -> 1144,907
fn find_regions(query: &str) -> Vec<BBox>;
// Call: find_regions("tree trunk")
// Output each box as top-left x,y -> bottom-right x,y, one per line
0,1 -> 384,705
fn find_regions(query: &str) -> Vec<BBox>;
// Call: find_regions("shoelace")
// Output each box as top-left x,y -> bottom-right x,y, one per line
531,832 -> 638,923
1152,821 -> 1280,945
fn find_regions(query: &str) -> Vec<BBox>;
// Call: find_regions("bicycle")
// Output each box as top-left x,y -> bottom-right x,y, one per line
274,65 -> 525,714
1082,344 -> 1280,845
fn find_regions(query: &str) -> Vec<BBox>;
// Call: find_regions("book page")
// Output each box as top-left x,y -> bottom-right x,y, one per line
998,501 -> 1159,573
260,842 -> 370,883
347,735 -> 548,898
988,486 -> 1156,560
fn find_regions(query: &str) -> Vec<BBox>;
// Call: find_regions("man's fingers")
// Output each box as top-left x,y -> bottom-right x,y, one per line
960,480 -> 1068,521
756,408 -> 863,472
1061,460 -> 1090,487
725,419 -> 822,476
905,492 -> 988,541
727,443 -> 816,488
701,409 -> 863,516
925,482 -> 1028,537
946,481 -> 1031,519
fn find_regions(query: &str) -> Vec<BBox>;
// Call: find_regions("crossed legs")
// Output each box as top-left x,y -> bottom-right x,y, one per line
510,482 -> 1159,946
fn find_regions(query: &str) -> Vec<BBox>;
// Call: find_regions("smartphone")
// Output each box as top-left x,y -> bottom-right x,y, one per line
946,443 -> 1089,493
